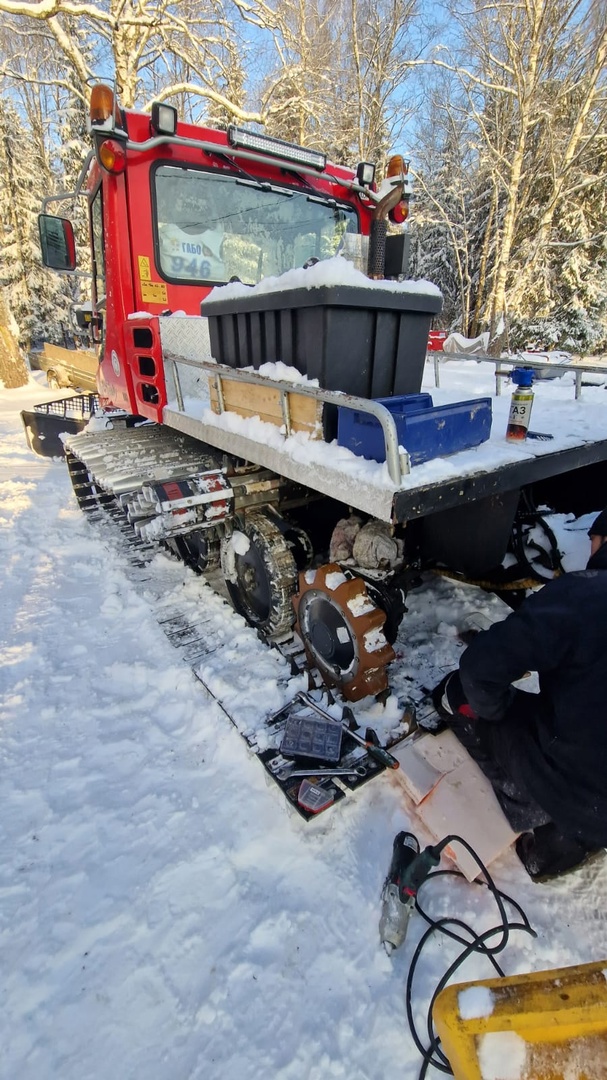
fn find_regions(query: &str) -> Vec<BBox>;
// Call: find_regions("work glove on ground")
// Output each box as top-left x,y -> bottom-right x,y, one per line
431,670 -> 478,722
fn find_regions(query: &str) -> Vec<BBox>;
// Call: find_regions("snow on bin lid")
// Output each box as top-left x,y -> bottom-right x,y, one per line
201,255 -> 442,309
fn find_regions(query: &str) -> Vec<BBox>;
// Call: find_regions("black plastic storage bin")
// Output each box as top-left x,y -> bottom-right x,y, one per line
201,284 -> 443,398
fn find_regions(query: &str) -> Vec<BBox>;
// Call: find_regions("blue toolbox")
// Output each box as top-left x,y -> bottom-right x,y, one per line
337,393 -> 492,466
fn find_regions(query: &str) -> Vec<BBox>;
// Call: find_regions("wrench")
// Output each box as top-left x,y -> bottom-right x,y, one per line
277,764 -> 368,782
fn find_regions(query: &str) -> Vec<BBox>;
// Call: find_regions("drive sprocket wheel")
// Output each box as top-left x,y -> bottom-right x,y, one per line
293,563 -> 396,701
220,510 -> 298,638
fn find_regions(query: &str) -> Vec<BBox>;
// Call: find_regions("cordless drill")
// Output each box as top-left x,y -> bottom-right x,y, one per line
379,832 -> 441,954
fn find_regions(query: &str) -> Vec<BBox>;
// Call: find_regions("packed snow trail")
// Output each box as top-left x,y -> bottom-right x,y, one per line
1,378 -> 606,1080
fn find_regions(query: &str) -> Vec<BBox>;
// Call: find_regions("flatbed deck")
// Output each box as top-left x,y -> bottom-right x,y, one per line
161,339 -> 607,524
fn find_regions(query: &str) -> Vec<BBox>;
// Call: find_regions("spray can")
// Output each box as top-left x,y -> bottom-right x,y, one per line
506,367 -> 535,441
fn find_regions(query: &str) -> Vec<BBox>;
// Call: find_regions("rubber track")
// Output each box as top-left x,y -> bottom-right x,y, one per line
64,438 -> 415,823
86,501 -> 301,749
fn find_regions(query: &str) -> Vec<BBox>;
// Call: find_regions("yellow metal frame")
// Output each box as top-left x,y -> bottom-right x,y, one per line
433,960 -> 607,1079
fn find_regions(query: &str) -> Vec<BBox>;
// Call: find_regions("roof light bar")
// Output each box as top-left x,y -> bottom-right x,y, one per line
227,126 -> 326,171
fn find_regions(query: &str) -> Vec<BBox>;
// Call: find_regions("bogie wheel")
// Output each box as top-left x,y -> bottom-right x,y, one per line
221,511 -> 298,638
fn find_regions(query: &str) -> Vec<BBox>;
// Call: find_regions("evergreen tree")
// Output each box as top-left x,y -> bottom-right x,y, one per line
409,85 -> 476,332
0,98 -> 73,353
56,88 -> 92,302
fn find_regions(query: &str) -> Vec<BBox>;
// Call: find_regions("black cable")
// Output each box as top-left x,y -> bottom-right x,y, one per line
403,834 -> 536,1079
510,490 -> 564,582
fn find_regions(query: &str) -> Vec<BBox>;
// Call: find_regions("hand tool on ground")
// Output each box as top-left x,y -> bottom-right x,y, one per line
277,764 -> 368,781
379,831 -> 440,954
294,691 -> 400,769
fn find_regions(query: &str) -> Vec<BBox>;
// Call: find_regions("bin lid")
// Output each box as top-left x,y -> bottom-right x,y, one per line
201,282 -> 443,317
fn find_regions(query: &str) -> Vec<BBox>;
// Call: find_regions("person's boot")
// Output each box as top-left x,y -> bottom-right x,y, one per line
431,671 -> 477,722
515,822 -> 604,882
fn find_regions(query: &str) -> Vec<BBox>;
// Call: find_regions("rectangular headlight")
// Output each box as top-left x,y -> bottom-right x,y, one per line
151,102 -> 178,136
227,126 -> 326,171
356,162 -> 375,187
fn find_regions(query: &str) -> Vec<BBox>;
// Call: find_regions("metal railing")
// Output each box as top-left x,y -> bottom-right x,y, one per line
164,355 -> 409,484
429,351 -> 607,400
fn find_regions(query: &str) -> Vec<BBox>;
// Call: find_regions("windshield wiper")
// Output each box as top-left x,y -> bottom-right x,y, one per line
307,194 -> 338,209
235,178 -> 294,197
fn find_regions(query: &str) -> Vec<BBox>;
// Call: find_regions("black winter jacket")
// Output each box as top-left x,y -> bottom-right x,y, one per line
459,542 -> 607,847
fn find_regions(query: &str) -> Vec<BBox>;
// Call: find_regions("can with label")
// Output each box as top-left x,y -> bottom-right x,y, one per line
506,367 -> 535,441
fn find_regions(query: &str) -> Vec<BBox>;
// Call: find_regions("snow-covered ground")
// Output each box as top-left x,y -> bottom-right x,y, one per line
2,375 -> 607,1080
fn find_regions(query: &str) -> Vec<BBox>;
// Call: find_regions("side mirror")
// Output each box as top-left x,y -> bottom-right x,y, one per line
69,302 -> 103,346
72,304 -> 94,330
38,214 -> 77,271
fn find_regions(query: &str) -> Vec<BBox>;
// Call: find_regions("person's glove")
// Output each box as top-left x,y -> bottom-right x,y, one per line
431,670 -> 478,721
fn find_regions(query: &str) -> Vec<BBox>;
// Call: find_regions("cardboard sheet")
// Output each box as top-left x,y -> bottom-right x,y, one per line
391,730 -> 518,881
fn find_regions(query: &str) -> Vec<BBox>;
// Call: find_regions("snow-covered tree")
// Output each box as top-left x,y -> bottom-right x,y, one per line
205,37 -> 247,129
409,75 -> 477,332
412,0 -> 607,351
253,0 -> 424,167
0,98 -> 73,351
0,0 -> 262,123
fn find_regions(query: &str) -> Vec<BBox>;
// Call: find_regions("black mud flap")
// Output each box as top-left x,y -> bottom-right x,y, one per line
21,393 -> 100,459
21,394 -> 134,459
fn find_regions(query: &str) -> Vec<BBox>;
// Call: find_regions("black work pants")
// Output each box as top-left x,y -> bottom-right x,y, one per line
446,694 -> 552,834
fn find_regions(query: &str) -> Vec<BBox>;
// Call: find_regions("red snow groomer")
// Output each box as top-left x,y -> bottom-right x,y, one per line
33,84 -> 426,704
32,83 -> 607,714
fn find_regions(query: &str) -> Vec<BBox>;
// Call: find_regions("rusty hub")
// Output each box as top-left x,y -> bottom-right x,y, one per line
292,563 -> 395,701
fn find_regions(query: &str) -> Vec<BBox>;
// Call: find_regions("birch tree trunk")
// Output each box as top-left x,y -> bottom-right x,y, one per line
421,0 -> 606,349
0,0 -> 256,120
0,290 -> 28,389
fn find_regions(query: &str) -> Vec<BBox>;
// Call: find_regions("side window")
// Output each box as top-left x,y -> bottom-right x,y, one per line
90,185 -> 106,310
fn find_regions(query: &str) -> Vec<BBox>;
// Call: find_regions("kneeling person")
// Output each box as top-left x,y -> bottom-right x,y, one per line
433,508 -> 607,881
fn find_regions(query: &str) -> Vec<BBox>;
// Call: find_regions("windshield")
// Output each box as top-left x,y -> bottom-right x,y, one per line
154,164 -> 359,286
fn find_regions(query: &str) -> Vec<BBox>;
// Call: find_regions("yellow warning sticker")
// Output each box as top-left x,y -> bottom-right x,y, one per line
140,281 -> 168,304
138,255 -> 151,281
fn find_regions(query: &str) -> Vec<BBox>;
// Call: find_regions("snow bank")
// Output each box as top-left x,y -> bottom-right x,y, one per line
2,380 -> 607,1080
205,255 -> 442,303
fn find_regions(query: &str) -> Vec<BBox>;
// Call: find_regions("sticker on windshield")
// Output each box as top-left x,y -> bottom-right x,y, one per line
158,225 -> 225,281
